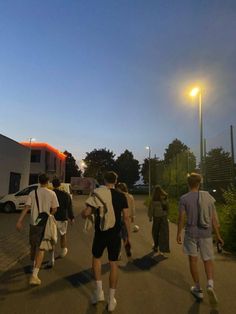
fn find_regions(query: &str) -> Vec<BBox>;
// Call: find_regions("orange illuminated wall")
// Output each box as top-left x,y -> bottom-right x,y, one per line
20,142 -> 66,160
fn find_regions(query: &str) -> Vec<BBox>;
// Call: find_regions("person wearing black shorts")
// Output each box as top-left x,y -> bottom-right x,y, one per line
82,171 -> 130,312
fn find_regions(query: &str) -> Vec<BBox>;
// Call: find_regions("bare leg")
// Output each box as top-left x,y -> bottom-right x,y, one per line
92,257 -> 102,281
189,255 -> 200,285
109,261 -> 118,289
203,259 -> 214,281
60,234 -> 67,248
34,249 -> 45,269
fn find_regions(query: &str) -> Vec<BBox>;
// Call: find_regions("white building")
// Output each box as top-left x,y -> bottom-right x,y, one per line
0,134 -> 30,196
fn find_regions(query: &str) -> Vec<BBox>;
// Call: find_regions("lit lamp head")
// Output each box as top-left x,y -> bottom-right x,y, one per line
190,87 -> 200,97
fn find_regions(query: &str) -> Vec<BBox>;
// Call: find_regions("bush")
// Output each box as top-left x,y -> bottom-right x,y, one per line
219,188 -> 236,252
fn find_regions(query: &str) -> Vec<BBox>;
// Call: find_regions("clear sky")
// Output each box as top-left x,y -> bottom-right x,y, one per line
0,0 -> 236,165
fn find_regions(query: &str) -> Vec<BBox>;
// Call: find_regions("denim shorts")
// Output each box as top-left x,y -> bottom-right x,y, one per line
183,234 -> 214,261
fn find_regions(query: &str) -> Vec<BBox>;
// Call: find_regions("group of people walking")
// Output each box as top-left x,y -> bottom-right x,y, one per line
16,171 -> 223,311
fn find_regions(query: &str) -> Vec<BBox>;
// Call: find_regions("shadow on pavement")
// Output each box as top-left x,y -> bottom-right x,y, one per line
84,302 -> 108,314
29,263 -> 110,299
119,251 -> 166,272
65,263 -> 109,288
187,301 -> 201,314
0,264 -> 31,297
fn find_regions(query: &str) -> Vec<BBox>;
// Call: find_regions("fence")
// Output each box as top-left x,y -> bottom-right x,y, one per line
152,125 -> 236,199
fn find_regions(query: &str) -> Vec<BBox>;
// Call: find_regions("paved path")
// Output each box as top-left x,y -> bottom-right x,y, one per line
0,195 -> 236,314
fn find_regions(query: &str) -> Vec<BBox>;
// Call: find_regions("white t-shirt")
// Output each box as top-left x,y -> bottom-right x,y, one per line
25,186 -> 59,225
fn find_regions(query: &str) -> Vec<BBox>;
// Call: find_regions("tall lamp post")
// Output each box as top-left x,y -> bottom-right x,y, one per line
146,146 -> 151,197
190,87 -> 204,183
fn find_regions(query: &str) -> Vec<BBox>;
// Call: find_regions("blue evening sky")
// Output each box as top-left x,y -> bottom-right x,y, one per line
0,0 -> 236,165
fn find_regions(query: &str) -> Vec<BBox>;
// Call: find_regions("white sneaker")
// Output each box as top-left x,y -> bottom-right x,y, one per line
108,297 -> 117,312
60,248 -> 68,258
91,289 -> 105,305
190,286 -> 203,300
29,275 -> 41,286
207,286 -> 218,306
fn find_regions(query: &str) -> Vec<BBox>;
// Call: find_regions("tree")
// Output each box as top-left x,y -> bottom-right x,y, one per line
205,147 -> 233,192
141,156 -> 160,187
164,138 -> 188,164
83,148 -> 116,183
115,150 -> 140,187
64,151 -> 81,183
141,139 -> 197,197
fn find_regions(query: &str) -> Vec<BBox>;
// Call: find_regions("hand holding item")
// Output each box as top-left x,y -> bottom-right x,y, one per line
176,233 -> 182,244
16,220 -> 23,231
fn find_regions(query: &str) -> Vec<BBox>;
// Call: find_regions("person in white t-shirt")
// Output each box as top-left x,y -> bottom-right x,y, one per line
16,173 -> 59,286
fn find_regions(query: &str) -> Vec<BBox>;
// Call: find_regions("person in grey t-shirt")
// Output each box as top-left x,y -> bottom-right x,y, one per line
177,173 -> 223,306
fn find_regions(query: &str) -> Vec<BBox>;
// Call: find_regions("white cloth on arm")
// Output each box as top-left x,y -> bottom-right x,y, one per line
198,191 -> 217,228
40,215 -> 58,251
85,186 -> 116,231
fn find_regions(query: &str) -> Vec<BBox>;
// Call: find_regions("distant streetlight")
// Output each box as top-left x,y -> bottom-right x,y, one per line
189,87 -> 204,180
145,146 -> 151,197
29,137 -> 36,146
80,160 -> 87,174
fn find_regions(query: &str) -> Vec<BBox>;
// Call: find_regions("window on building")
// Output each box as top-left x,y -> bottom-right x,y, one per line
31,150 -> 41,163
54,157 -> 57,171
45,151 -> 50,171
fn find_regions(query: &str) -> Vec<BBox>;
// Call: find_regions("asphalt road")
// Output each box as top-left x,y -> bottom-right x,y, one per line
0,195 -> 235,314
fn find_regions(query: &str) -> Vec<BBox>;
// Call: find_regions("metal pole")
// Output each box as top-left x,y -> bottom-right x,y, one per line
204,138 -> 207,189
148,148 -> 151,198
230,125 -> 235,184
199,92 -> 204,183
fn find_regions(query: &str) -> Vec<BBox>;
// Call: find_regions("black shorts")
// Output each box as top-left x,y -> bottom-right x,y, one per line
92,231 -> 121,261
29,224 -> 45,249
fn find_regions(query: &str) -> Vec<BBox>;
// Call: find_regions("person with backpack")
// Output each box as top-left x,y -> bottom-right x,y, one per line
16,174 -> 59,286
177,172 -> 224,306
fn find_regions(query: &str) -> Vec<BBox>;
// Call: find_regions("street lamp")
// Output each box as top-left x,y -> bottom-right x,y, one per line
29,137 -> 36,147
190,87 -> 204,180
145,146 -> 151,197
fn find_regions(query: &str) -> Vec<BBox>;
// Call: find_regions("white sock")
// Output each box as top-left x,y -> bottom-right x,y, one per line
50,250 -> 55,262
109,288 -> 116,300
96,280 -> 102,291
32,267 -> 39,277
208,279 -> 214,288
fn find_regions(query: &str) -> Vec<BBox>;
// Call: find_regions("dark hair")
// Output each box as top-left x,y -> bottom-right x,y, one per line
38,173 -> 49,185
152,185 -> 167,202
103,171 -> 118,184
116,182 -> 128,193
187,173 -> 202,188
52,178 -> 61,188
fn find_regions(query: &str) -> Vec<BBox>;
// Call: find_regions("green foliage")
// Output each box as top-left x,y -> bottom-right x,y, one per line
164,139 -> 188,164
64,151 -> 81,183
115,150 -> 140,187
205,147 -> 233,197
219,188 -> 236,252
141,157 -> 161,187
84,148 -> 116,184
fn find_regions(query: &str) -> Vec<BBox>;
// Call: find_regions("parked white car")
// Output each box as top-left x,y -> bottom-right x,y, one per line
0,183 -> 72,213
